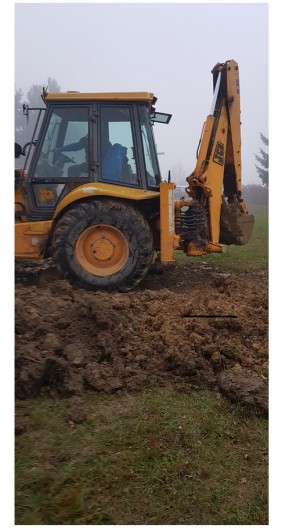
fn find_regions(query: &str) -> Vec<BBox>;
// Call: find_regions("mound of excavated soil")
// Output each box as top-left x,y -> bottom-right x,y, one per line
15,261 -> 268,416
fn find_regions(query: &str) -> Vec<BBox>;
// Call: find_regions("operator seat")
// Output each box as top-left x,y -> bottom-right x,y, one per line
102,143 -> 127,181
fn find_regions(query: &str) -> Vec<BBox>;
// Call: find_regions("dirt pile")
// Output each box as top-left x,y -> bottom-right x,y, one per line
15,261 -> 268,416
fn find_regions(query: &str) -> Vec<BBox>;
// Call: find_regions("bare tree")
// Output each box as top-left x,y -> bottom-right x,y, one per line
15,88 -> 24,145
15,78 -> 61,150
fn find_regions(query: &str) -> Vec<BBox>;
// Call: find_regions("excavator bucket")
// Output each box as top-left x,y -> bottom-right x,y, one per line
219,196 -> 254,246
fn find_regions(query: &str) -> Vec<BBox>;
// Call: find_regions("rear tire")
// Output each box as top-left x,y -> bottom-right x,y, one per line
52,200 -> 154,291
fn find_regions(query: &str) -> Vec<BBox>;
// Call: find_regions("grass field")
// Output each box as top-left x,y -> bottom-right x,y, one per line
15,388 -> 268,525
176,204 -> 268,271
15,204 -> 268,525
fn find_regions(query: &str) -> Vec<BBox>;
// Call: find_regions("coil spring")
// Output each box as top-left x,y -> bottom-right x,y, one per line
177,201 -> 208,247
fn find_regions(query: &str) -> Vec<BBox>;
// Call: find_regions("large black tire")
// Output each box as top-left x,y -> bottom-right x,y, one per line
52,200 -> 154,291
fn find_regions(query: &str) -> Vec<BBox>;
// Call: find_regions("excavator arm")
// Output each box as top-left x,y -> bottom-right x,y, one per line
184,59 -> 254,250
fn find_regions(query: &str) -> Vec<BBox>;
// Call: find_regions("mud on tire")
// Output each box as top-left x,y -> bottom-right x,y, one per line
52,199 -> 154,291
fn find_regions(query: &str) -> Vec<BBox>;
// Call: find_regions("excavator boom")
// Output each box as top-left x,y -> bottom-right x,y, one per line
185,59 -> 254,248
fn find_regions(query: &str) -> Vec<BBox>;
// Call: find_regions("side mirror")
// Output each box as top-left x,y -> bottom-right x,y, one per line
15,143 -> 23,159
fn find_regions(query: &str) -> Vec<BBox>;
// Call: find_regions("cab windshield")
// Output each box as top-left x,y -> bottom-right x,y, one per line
32,106 -> 89,179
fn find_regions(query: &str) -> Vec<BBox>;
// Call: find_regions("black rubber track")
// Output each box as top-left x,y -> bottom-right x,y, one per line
52,199 -> 154,291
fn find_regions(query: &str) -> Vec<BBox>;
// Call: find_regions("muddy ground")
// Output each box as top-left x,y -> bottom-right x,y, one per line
15,260 -> 268,419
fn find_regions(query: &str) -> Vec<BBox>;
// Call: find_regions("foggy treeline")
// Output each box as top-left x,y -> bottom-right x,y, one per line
241,184 -> 268,205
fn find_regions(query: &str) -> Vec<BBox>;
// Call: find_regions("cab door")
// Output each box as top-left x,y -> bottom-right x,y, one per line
97,103 -> 162,190
98,105 -> 142,187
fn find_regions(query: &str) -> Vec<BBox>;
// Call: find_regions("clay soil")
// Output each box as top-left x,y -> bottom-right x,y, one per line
15,260 -> 268,417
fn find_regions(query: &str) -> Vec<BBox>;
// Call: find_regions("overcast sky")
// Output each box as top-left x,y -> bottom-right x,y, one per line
15,2 -> 268,186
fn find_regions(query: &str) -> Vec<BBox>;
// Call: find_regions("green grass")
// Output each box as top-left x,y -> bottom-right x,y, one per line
176,204 -> 268,271
15,387 -> 268,525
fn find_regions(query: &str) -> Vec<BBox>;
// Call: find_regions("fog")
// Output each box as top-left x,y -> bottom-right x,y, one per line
15,2 -> 268,186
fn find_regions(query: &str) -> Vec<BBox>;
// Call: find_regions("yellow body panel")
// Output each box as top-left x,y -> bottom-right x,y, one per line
159,182 -> 180,264
15,220 -> 52,259
54,183 -> 159,218
186,241 -> 224,256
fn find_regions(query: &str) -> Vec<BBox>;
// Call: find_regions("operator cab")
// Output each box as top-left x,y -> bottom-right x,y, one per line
17,92 -> 172,219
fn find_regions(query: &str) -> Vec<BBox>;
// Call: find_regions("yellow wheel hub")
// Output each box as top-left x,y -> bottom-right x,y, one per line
75,224 -> 129,276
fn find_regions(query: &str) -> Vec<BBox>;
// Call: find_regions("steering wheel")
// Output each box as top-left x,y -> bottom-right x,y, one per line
57,152 -> 76,164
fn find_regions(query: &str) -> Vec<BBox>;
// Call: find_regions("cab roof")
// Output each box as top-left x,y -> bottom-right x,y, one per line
43,91 -> 155,106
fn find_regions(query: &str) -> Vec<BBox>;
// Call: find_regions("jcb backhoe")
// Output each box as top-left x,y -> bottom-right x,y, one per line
15,59 -> 254,291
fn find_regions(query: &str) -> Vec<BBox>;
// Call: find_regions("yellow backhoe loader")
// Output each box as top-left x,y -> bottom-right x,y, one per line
15,59 -> 254,291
